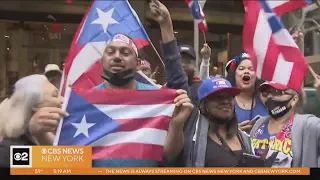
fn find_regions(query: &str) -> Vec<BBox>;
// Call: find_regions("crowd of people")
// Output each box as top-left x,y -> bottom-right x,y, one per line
0,0 -> 320,168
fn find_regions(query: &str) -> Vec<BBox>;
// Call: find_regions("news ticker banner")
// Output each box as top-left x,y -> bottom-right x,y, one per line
10,146 -> 310,175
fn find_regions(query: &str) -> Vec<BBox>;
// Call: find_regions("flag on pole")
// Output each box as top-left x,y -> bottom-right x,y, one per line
54,88 -> 176,166
243,0 -> 311,91
60,0 -> 151,96
185,0 -> 208,32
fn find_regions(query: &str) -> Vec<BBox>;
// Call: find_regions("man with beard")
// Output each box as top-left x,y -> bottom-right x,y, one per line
173,77 -> 254,167
250,81 -> 320,167
24,33 -> 193,167
92,33 -> 193,167
91,0 -> 193,167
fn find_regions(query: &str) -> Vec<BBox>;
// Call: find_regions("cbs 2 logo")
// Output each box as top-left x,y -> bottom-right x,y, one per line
14,152 -> 29,161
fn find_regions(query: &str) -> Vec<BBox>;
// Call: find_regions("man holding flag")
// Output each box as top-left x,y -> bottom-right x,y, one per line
27,0 -> 193,167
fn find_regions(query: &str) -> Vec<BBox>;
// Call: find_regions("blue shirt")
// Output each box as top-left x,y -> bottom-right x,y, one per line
94,81 -> 158,90
235,96 -> 268,123
92,80 -> 159,167
251,121 -> 273,157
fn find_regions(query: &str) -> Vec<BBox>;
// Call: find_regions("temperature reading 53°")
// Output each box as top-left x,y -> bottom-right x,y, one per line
35,169 -> 43,174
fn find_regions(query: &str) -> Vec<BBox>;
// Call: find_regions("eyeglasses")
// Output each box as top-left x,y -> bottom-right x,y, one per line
261,89 -> 295,98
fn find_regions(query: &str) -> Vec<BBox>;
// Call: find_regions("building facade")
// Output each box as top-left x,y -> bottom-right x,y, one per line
0,1 -> 319,98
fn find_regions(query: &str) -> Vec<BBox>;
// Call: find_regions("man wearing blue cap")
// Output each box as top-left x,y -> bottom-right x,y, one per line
174,77 -> 255,167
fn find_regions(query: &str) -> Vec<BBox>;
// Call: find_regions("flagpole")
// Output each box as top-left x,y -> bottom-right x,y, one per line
202,31 -> 207,44
194,20 -> 200,76
150,41 -> 165,67
53,82 -> 72,146
195,0 -> 207,76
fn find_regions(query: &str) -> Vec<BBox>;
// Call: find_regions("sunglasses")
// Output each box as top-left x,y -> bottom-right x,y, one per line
261,89 -> 295,98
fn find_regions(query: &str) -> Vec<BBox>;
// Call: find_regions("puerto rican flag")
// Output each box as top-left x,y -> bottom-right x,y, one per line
243,0 -> 311,91
185,0 -> 208,32
60,0 -> 151,96
54,88 -> 176,166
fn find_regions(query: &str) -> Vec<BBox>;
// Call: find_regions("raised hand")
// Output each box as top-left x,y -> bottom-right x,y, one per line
149,0 -> 171,26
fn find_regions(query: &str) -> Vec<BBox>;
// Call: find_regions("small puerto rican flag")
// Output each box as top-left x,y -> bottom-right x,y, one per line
185,0 -> 208,32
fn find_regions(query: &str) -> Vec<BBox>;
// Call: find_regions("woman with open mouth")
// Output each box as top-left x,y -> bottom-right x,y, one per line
226,53 -> 268,132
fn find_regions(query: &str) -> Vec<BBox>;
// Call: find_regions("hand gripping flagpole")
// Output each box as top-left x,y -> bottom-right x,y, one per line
53,81 -> 72,146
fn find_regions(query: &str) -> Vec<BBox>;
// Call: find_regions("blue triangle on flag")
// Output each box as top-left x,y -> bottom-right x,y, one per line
57,90 -> 121,145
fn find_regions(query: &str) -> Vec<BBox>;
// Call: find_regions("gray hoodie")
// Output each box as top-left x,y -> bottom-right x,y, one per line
250,114 -> 320,167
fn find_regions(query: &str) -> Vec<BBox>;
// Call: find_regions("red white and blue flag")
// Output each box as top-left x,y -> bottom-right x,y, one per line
243,0 -> 311,91
60,0 -> 151,96
185,0 -> 208,32
54,88 -> 176,166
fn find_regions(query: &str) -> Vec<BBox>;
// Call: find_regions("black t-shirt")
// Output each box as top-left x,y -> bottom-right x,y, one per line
205,136 -> 243,167
0,135 -> 35,167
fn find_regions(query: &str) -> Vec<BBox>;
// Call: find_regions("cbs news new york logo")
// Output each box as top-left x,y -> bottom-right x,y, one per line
10,146 -> 32,168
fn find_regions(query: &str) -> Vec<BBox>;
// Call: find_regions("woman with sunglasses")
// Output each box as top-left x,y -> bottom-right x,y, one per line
250,81 -> 320,167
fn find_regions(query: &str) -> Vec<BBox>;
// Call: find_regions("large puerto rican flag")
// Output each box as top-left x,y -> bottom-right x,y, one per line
243,0 -> 311,91
60,0 -> 151,96
54,88 -> 176,167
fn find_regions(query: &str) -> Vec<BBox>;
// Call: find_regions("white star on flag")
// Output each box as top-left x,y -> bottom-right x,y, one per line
91,8 -> 119,33
71,115 -> 96,138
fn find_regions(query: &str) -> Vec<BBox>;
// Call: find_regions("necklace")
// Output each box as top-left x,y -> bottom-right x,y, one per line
236,97 -> 253,108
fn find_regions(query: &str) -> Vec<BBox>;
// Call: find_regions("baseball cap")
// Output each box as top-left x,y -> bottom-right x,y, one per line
260,81 -> 302,95
259,81 -> 289,92
44,64 -> 62,75
198,77 -> 241,102
179,45 -> 196,59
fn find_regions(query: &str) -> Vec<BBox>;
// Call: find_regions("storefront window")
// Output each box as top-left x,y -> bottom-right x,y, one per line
3,20 -> 78,96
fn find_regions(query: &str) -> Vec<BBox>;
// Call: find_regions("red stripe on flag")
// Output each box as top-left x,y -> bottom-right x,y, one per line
243,1 -> 260,70
92,143 -> 164,161
198,21 -> 208,32
273,1 -> 310,16
115,116 -> 171,132
261,40 -> 279,80
185,0 -> 191,5
134,38 -> 151,49
278,45 -> 308,91
72,60 -> 104,89
73,88 -> 177,105
61,3 -> 93,96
